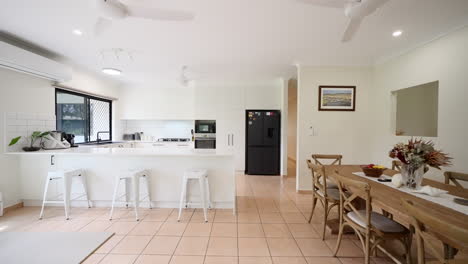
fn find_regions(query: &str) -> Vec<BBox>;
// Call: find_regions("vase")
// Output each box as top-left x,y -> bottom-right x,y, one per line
22,146 -> 41,152
400,164 -> 425,189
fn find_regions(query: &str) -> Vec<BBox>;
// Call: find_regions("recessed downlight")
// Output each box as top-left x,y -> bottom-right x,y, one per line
73,29 -> 83,36
392,30 -> 403,37
102,68 -> 122,76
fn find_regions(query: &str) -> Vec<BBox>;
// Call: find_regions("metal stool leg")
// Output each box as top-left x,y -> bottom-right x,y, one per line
63,173 -> 72,220
198,177 -> 208,222
79,171 -> 92,208
205,177 -> 212,209
109,177 -> 121,220
132,175 -> 140,221
178,177 -> 188,222
124,178 -> 131,208
39,175 -> 52,220
144,174 -> 152,209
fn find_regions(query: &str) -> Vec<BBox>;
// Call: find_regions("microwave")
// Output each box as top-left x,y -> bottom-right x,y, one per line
194,138 -> 216,149
195,120 -> 216,134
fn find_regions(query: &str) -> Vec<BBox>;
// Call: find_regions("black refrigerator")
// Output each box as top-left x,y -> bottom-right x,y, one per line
245,110 -> 281,175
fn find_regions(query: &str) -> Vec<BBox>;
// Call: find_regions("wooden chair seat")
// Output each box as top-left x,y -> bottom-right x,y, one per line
317,188 -> 341,201
347,210 -> 408,233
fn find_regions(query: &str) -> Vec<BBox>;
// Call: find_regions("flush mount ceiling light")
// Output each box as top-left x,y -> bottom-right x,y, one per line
392,30 -> 403,37
102,68 -> 121,76
72,29 -> 83,36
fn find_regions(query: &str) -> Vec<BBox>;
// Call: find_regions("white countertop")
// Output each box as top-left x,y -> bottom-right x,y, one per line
6,147 -> 233,157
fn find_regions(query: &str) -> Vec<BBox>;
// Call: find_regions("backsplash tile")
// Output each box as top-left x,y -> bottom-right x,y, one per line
4,112 -> 56,152
121,119 -> 194,141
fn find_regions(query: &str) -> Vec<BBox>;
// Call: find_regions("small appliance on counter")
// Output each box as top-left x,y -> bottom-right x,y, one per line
63,133 -> 78,147
194,120 -> 216,149
41,131 -> 71,150
123,134 -> 135,141
134,132 -> 143,141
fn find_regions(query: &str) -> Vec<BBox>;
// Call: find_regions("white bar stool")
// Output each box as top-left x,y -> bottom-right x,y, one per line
39,169 -> 91,220
178,169 -> 211,222
109,169 -> 152,221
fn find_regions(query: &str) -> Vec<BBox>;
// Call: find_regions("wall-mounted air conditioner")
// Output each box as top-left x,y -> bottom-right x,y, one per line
0,40 -> 72,82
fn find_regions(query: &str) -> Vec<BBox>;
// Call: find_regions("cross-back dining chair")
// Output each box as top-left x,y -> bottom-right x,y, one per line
332,172 -> 412,264
402,199 -> 468,264
444,171 -> 468,190
312,154 -> 343,165
306,159 -> 340,240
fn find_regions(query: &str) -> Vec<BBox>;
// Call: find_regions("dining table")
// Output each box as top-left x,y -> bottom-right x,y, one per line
323,165 -> 468,258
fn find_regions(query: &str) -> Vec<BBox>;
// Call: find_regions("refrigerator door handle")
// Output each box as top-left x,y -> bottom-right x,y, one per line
231,134 -> 234,146
228,134 -> 231,146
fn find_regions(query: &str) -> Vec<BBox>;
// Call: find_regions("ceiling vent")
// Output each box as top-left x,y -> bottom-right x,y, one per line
0,41 -> 72,82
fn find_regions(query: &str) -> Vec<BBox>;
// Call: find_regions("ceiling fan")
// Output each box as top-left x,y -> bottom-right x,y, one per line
298,0 -> 390,42
94,0 -> 195,36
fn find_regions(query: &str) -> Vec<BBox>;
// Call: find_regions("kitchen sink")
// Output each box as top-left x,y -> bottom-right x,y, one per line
79,141 -> 123,146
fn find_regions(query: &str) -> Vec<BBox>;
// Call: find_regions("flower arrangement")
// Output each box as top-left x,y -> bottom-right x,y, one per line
389,138 -> 451,189
389,138 -> 451,169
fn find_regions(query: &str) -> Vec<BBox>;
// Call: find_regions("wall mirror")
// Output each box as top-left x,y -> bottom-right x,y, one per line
394,81 -> 439,137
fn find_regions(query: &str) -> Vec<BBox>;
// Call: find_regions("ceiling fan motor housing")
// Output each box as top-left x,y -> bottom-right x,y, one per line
97,0 -> 127,20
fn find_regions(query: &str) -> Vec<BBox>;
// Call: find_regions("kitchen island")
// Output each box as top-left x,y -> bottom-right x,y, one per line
7,148 -> 235,210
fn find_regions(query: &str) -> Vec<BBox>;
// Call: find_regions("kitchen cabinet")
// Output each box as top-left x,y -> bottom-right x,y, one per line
216,109 -> 245,171
194,84 -> 245,119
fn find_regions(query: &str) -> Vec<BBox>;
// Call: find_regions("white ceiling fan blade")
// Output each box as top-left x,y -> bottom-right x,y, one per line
297,0 -> 358,8
125,5 -> 194,21
94,17 -> 113,36
341,17 -> 362,42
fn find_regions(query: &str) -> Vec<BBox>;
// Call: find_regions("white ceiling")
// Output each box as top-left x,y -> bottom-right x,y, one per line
1,0 -> 468,84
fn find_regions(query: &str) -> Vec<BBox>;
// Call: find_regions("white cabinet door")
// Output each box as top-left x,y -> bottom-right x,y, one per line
216,109 -> 245,171
194,85 -> 219,120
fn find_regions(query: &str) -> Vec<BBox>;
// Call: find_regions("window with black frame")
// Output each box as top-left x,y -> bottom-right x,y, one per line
55,89 -> 112,144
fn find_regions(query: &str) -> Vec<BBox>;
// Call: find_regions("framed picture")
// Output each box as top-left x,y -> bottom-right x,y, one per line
318,85 -> 356,111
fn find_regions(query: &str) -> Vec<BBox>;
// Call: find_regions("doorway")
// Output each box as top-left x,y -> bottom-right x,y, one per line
287,79 -> 297,177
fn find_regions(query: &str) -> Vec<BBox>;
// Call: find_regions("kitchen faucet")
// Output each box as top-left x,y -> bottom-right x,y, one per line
96,131 -> 110,143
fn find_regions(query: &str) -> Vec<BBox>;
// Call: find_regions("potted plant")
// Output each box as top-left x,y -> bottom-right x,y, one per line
389,138 -> 451,189
9,131 -> 50,152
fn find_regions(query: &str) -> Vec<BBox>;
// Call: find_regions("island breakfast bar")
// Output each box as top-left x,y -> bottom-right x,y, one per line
7,148 -> 236,211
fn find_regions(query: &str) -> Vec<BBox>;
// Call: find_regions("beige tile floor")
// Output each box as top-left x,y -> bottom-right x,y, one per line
0,173 -> 460,264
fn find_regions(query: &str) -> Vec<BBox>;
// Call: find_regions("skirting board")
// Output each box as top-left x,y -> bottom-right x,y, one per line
3,202 -> 24,214
22,200 -> 235,209
297,190 -> 313,194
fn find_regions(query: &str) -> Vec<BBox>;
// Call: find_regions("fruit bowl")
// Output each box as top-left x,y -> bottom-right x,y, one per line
361,164 -> 386,177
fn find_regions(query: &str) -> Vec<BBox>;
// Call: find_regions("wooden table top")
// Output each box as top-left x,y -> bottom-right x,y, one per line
324,165 -> 468,248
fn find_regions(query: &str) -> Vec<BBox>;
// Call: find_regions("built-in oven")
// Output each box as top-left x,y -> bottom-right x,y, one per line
195,120 -> 216,134
194,138 -> 216,149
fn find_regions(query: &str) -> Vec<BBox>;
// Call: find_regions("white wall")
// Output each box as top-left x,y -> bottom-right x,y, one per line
0,67 -> 120,207
370,26 -> 468,181
296,66 -> 372,190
